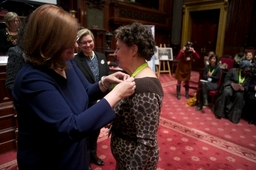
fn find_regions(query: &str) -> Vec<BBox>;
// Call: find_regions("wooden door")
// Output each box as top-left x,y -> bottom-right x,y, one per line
190,9 -> 219,70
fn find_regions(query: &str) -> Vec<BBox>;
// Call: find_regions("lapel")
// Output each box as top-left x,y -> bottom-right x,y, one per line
78,52 -> 95,82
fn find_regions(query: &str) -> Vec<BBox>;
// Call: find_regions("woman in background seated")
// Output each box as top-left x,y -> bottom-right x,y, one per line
0,12 -> 20,54
213,60 -> 253,124
196,54 -> 221,111
243,73 -> 256,124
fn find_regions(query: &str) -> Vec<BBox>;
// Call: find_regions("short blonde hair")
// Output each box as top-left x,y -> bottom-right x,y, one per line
23,4 -> 79,70
4,12 -> 20,28
77,28 -> 94,43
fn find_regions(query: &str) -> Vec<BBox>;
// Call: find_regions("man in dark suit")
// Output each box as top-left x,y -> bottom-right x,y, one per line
74,28 -> 111,170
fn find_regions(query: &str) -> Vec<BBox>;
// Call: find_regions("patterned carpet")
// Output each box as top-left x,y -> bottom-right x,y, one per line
1,72 -> 256,170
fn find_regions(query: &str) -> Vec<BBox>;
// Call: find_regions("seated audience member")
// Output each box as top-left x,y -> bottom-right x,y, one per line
243,52 -> 254,63
243,73 -> 256,124
234,47 -> 246,64
0,12 -> 21,54
213,60 -> 253,124
196,54 -> 221,110
5,16 -> 29,93
204,51 -> 215,66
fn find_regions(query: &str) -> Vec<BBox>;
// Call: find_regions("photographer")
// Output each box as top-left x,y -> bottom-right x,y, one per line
175,41 -> 200,100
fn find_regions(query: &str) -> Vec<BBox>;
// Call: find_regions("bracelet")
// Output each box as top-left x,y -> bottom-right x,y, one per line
100,76 -> 108,90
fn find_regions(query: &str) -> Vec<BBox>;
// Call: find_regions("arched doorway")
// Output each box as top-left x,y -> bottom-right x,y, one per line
181,0 -> 229,69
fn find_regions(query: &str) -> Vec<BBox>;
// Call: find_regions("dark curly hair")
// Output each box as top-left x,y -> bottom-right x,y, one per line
114,22 -> 156,61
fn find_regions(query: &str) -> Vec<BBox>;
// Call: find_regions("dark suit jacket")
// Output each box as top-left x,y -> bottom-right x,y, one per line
74,51 -> 111,83
73,51 -> 111,106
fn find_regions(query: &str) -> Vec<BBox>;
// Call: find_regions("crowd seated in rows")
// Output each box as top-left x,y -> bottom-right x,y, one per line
212,60 -> 255,124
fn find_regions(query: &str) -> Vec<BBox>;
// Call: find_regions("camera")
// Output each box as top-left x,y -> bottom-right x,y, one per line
185,41 -> 193,51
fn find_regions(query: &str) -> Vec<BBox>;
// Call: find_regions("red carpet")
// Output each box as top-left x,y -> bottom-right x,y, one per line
1,72 -> 256,170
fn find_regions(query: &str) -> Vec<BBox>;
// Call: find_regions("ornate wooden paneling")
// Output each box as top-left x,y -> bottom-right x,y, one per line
109,1 -> 171,30
223,0 -> 255,56
90,28 -> 107,53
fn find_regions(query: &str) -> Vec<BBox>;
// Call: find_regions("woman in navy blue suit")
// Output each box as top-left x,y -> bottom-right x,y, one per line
74,28 -> 111,170
13,5 -> 136,170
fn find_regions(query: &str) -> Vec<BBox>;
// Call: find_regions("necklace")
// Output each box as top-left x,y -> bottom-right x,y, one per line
131,62 -> 148,77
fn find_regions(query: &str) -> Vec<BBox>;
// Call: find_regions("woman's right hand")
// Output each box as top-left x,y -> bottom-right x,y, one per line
112,77 -> 135,98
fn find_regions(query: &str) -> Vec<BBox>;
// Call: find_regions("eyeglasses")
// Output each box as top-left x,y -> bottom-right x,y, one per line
79,40 -> 93,45
10,20 -> 19,23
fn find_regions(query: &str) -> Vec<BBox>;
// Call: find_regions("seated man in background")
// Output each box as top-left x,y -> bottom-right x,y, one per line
213,60 -> 253,124
234,47 -> 246,64
243,52 -> 254,63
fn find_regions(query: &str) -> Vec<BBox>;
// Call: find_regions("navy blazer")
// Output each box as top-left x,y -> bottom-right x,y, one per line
12,60 -> 115,170
73,51 -> 111,84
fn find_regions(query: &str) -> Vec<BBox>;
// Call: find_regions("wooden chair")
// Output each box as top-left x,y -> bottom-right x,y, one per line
208,70 -> 223,108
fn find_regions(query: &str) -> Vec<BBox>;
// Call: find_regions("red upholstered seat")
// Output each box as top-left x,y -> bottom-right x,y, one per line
208,70 -> 223,108
220,57 -> 234,70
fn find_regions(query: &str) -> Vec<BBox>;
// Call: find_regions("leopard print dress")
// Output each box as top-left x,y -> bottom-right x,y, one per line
110,77 -> 164,170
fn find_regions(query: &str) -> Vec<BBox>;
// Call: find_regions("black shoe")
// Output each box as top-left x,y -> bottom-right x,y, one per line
215,115 -> 221,119
176,93 -> 180,100
248,120 -> 255,125
90,155 -> 104,166
185,92 -> 189,99
196,104 -> 203,111
204,100 -> 209,106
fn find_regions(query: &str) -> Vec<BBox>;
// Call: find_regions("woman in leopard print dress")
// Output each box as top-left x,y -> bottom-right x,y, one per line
110,22 -> 164,170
